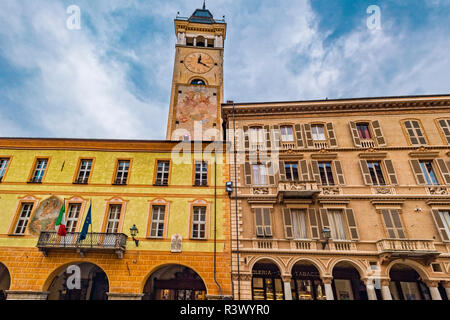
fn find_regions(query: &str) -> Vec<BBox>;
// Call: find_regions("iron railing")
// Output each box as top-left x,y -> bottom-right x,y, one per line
37,231 -> 128,256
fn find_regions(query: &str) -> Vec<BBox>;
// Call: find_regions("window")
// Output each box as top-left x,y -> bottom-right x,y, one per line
106,204 -> 122,233
280,126 -> 294,142
249,127 -> 264,145
404,120 -> 427,145
191,79 -> 206,85
438,210 -> 450,240
381,209 -> 405,239
192,206 -> 207,239
194,161 -> 208,186
367,161 -> 386,186
66,203 -> 81,233
76,159 -> 92,184
255,208 -> 272,237
356,123 -> 372,140
252,164 -> 267,186
438,119 -> 450,144
30,158 -> 48,183
155,161 -> 170,186
285,163 -> 299,181
419,161 -> 439,185
14,203 -> 34,235
327,210 -> 347,240
291,209 -> 308,239
186,37 -> 194,46
0,158 -> 9,182
311,125 -> 326,141
149,206 -> 166,238
318,162 -> 335,185
114,160 -> 130,185
196,36 -> 205,47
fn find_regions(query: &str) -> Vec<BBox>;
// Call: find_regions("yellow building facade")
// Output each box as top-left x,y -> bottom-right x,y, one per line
0,139 -> 231,300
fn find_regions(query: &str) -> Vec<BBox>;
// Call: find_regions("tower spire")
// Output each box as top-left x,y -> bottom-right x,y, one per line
203,0 -> 206,10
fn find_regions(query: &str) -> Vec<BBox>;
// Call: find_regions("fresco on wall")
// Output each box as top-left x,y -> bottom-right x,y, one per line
175,85 -> 218,138
28,196 -> 62,236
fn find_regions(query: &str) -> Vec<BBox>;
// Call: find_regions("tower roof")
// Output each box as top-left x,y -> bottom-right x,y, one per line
188,2 -> 216,24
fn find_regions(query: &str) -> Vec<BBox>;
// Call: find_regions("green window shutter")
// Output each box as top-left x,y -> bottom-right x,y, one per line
372,120 -> 386,147
359,160 -> 373,185
436,158 -> 450,185
294,124 -> 304,148
303,124 -> 314,148
308,208 -> 320,240
431,209 -> 449,242
349,122 -> 362,147
345,208 -> 359,240
333,161 -> 346,185
409,160 -> 426,185
384,160 -> 398,185
326,123 -> 338,148
283,208 -> 293,239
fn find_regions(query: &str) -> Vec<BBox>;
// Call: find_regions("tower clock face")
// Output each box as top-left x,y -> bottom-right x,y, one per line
184,52 -> 214,74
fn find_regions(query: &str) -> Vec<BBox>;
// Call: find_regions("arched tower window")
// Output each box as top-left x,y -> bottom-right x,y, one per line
191,79 -> 206,85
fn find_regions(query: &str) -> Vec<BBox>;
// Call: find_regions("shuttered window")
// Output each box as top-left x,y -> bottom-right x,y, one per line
419,160 -> 439,185
311,125 -> 326,141
319,208 -> 359,241
403,120 -> 427,145
280,126 -> 294,142
333,161 -> 346,185
318,162 -> 335,186
285,162 -> 299,181
327,210 -> 347,240
283,208 -> 308,240
431,210 -> 450,242
381,209 -> 406,239
438,119 -> 450,144
367,161 -> 386,186
435,159 -> 450,185
255,208 -> 272,238
326,123 -> 338,147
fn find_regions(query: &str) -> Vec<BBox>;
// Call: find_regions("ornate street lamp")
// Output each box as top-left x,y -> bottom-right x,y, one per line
130,224 -> 139,247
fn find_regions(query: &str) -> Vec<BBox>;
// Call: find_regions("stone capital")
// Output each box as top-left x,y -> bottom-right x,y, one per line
424,280 -> 439,288
380,279 -> 391,287
321,277 -> 333,284
441,281 -> 450,289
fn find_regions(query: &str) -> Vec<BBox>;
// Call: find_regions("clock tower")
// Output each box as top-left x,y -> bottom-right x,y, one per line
166,3 -> 226,141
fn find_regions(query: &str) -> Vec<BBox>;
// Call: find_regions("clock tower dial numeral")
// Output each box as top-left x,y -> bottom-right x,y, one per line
184,52 -> 214,74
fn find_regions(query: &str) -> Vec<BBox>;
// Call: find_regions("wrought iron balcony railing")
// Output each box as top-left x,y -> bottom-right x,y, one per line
37,231 -> 128,259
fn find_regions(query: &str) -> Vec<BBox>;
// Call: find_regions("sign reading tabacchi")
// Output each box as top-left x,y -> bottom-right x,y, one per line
28,196 -> 63,236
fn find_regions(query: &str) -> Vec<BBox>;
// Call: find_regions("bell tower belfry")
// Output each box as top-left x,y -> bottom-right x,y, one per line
166,3 -> 227,141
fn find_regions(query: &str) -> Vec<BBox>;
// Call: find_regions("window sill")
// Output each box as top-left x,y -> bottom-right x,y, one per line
112,183 -> 128,186
193,184 -> 209,187
153,184 -> 169,187
190,238 -> 208,241
27,181 -> 42,184
73,182 -> 89,185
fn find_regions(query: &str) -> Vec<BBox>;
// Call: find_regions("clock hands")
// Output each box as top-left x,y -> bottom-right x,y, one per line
197,55 -> 209,67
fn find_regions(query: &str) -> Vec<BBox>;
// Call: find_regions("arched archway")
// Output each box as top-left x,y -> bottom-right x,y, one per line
46,262 -> 109,300
388,263 -> 431,300
143,264 -> 207,300
332,261 -> 367,300
251,259 -> 284,301
290,260 -> 326,300
0,262 -> 11,300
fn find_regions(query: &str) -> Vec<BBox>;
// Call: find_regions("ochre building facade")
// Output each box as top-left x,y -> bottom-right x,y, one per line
223,95 -> 450,300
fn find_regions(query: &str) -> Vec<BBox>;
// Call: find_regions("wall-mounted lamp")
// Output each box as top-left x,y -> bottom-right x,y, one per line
414,207 -> 423,214
130,224 -> 139,247
321,227 -> 331,250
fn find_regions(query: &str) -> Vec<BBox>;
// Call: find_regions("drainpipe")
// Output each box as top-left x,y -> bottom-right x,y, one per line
232,102 -> 241,300
213,143 -> 223,298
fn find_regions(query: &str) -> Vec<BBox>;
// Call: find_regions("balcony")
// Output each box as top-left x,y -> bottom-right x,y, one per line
250,143 -> 265,152
313,141 -> 329,149
281,142 -> 296,151
377,239 -> 440,265
360,139 -> 376,149
37,231 -> 128,259
277,180 -> 320,201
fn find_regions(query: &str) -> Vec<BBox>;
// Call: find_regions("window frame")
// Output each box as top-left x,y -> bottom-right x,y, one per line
112,159 -> 132,185
327,209 -> 348,241
149,205 -> 167,239
0,156 -> 12,182
12,202 -> 35,236
73,158 -> 95,185
402,119 -> 428,146
419,160 -> 440,185
318,162 -> 335,186
435,118 -> 450,145
193,160 -> 209,187
285,162 -> 300,181
154,159 -> 171,186
252,163 -> 267,186
280,125 -> 295,142
291,209 -> 309,240
438,210 -> 450,241
367,161 -> 387,186
355,122 -> 373,140
28,157 -> 50,183
311,124 -> 327,141
66,202 -> 83,233
101,198 -> 128,234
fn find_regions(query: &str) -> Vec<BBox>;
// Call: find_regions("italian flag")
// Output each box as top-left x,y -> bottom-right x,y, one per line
55,201 -> 67,236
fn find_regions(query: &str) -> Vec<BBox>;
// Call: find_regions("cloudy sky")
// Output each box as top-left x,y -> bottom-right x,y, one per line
0,0 -> 449,139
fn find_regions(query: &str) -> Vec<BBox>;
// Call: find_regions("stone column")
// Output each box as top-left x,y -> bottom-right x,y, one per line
107,293 -> 144,300
322,277 -> 334,300
282,275 -> 292,301
363,279 -> 377,300
442,281 -> 450,300
425,281 -> 442,300
380,279 -> 393,300
6,290 -> 49,300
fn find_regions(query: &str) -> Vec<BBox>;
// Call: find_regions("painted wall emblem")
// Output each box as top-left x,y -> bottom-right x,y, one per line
28,196 -> 63,236
171,234 -> 183,253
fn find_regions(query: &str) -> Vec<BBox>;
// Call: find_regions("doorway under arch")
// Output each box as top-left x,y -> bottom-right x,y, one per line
291,262 -> 326,300
0,263 -> 11,300
47,262 -> 109,300
389,263 -> 431,300
143,264 -> 207,300
332,261 -> 367,300
252,260 -> 284,301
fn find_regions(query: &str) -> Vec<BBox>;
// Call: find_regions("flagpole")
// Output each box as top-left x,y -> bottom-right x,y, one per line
63,198 -> 66,248
90,199 -> 93,249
